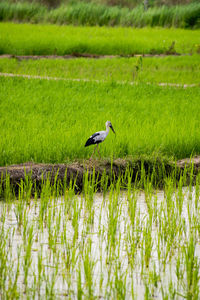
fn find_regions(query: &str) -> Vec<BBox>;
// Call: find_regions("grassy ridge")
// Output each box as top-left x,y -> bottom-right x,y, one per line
0,1 -> 199,28
0,55 -> 199,84
0,23 -> 199,55
0,76 -> 200,165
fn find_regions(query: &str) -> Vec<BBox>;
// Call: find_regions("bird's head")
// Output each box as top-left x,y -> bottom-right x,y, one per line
106,121 -> 115,134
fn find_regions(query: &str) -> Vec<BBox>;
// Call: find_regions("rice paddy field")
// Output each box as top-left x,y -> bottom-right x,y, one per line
1,171 -> 200,298
0,55 -> 200,84
0,20 -> 200,299
0,23 -> 200,56
0,76 -> 200,165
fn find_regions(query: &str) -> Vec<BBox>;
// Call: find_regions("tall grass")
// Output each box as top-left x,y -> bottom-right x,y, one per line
0,76 -> 200,165
0,1 -> 46,22
0,1 -> 199,28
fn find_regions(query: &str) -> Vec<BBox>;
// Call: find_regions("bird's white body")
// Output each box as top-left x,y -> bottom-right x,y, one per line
91,126 -> 110,144
85,121 -> 115,158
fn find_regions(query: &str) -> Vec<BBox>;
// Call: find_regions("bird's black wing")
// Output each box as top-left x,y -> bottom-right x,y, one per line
85,132 -> 101,147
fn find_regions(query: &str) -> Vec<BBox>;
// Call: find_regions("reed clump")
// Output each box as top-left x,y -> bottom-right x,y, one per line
0,1 -> 199,28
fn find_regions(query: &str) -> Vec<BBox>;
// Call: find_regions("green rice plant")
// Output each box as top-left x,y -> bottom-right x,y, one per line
47,220 -> 58,253
0,23 -> 199,56
148,262 -> 160,291
51,169 -> 60,199
194,173 -> 200,210
2,173 -> 12,202
162,279 -> 176,300
0,173 -> 4,198
22,206 -> 31,246
114,263 -> 127,299
142,218 -> 153,269
158,194 -> 181,269
6,246 -> 21,299
77,261 -> 83,300
83,238 -> 95,298
175,254 -> 184,288
14,200 -> 24,228
144,179 -> 154,219
183,234 -> 200,299
127,192 -> 137,230
107,183 -> 121,252
39,174 -> 52,228
0,212 -> 9,296
23,224 -> 34,292
63,177 -> 76,219
125,224 -> 138,269
83,170 -> 95,227
72,197 -> 79,245
37,246 -> 43,298
100,169 -> 109,199
176,176 -> 184,216
43,268 -> 58,299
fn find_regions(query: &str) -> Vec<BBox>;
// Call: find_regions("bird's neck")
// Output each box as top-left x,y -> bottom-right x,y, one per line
106,125 -> 110,133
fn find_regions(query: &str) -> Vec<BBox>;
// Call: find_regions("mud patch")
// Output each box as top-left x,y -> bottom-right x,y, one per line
0,157 -> 199,195
0,53 -> 185,60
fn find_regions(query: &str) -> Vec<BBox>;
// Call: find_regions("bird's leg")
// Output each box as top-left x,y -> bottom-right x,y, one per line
97,144 -> 101,158
90,144 -> 98,160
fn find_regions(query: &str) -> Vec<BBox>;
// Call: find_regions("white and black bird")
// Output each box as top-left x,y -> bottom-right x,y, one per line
85,121 -> 115,159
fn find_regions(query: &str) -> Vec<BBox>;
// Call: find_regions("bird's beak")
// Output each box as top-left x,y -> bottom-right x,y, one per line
110,125 -> 115,134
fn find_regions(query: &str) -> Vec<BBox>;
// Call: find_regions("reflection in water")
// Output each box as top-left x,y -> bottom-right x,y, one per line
0,186 -> 200,298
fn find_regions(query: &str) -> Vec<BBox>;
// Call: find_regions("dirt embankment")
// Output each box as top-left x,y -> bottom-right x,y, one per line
0,157 -> 200,194
0,53 -> 184,60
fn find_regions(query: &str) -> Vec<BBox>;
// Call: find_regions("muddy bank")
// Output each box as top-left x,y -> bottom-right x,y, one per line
0,157 -> 200,194
0,53 -> 185,60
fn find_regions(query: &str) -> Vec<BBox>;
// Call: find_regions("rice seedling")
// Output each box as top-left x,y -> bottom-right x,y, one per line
0,166 -> 199,298
183,234 -> 199,299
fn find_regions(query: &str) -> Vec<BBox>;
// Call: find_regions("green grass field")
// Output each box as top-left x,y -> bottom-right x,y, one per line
1,20 -> 200,300
0,23 -> 200,55
0,76 -> 200,166
0,55 -> 200,84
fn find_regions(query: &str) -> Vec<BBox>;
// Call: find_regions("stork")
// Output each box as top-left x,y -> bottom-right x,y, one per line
85,121 -> 115,159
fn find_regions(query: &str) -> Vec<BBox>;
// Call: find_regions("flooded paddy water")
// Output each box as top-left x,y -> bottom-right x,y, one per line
1,176 -> 200,299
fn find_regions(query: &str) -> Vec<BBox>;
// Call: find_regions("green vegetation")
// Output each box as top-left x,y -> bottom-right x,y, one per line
0,23 -> 199,164
0,168 -> 200,298
0,76 -> 200,165
0,55 -> 199,84
0,13 -> 200,299
0,23 -> 200,56
0,1 -> 199,28
8,0 -> 194,9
